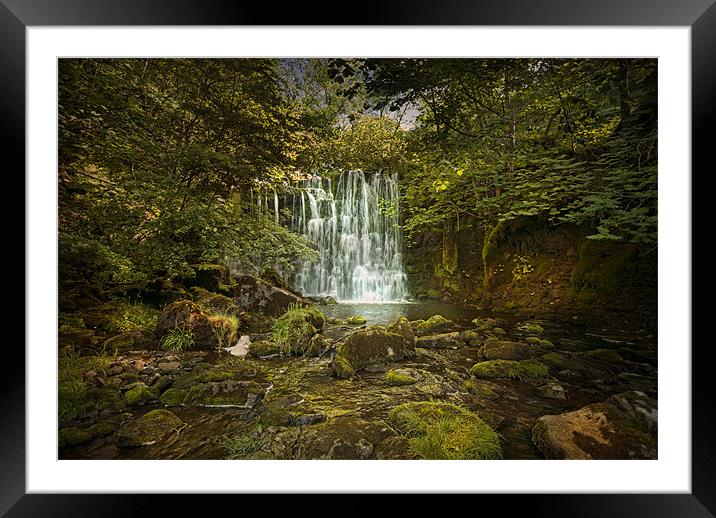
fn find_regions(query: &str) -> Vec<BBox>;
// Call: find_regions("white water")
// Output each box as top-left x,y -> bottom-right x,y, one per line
291,170 -> 407,302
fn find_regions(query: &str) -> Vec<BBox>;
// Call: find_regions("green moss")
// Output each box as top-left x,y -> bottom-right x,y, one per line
416,314 -> 449,333
224,433 -> 263,459
526,336 -> 541,344
346,316 -> 367,325
58,349 -> 118,420
332,354 -> 355,379
386,369 -> 418,386
571,240 -> 639,297
471,359 -> 549,381
540,352 -> 581,371
185,381 -> 265,407
88,420 -> 118,438
539,339 -> 554,348
388,401 -> 502,460
160,388 -> 187,407
208,313 -> 239,350
248,340 -> 281,357
520,323 -> 545,335
123,385 -> 157,406
462,379 -> 497,398
198,370 -> 234,382
492,327 -> 506,335
58,427 -> 94,448
271,303 -> 323,354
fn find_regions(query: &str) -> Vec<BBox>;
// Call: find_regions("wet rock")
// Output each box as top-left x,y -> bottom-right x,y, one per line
331,326 -> 405,378
517,322 -> 545,335
290,413 -> 326,427
59,427 -> 95,448
385,368 -> 419,386
159,388 -> 187,407
481,340 -> 532,360
460,329 -> 479,342
346,316 -> 367,325
231,274 -> 311,315
415,332 -> 463,349
386,317 -> 416,356
151,375 -> 173,394
158,361 -> 181,373
538,382 -> 567,400
123,384 -> 157,406
107,365 -> 123,377
185,380 -> 266,408
532,391 -> 657,459
462,379 -> 498,398
117,409 -> 184,447
248,340 -> 281,358
492,327 -> 507,335
414,315 -> 453,336
305,334 -> 332,357
471,317 -> 496,331
155,300 -> 217,349
471,359 -> 549,380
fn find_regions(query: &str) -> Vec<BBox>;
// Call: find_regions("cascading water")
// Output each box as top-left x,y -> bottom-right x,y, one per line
291,170 -> 407,302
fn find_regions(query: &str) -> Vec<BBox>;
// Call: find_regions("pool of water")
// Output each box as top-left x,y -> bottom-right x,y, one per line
320,301 -> 484,326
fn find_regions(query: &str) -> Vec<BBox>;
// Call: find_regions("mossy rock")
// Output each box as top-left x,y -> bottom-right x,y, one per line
388,401 -> 501,460
331,326 -> 405,377
462,379 -> 498,398
525,336 -> 541,344
481,340 -> 532,360
155,300 -> 216,349
103,329 -> 156,353
471,317 -> 496,331
518,322 -> 545,335
271,305 -> 324,355
460,329 -> 479,342
248,340 -> 281,358
331,354 -> 356,379
385,368 -> 419,386
123,384 -> 157,407
185,380 -> 266,408
415,315 -> 452,336
346,316 -> 367,325
198,369 -> 234,383
160,388 -> 188,407
305,333 -> 331,357
471,359 -> 548,380
117,409 -> 184,447
540,352 -> 584,372
492,327 -> 507,335
386,317 -> 416,356
59,427 -> 95,448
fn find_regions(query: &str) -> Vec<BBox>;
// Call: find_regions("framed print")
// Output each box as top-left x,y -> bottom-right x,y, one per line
7,0 -> 710,514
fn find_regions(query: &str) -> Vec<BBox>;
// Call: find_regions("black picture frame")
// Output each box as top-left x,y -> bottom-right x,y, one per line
6,0 -> 708,514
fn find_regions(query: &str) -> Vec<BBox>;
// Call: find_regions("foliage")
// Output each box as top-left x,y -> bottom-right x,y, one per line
511,255 -> 535,283
223,433 -> 263,459
159,328 -> 195,353
271,303 -> 323,354
58,348 -> 116,421
208,314 -> 239,351
388,401 -> 502,460
106,300 -> 160,333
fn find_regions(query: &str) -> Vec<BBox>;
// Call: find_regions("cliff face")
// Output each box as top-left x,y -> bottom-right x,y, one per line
404,216 -> 657,331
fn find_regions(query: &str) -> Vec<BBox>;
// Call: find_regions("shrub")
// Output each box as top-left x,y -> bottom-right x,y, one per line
160,328 -> 195,352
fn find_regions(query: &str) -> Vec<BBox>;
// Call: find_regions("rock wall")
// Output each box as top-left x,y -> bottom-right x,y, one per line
404,216 -> 657,331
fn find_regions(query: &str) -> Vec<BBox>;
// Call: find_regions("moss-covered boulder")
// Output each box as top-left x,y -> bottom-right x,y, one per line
160,388 -> 187,407
331,354 -> 356,379
184,380 -> 266,408
472,317 -> 497,331
103,329 -> 156,353
271,305 -> 324,355
517,322 -> 545,335
481,340 -> 532,360
385,368 -> 419,386
415,332 -> 463,349
155,300 -> 216,349
117,409 -> 184,447
58,427 -> 95,448
305,334 -> 331,357
346,316 -> 367,325
388,401 -> 501,459
183,263 -> 231,293
415,315 -> 452,336
207,314 -> 239,349
247,340 -> 281,357
123,384 -> 157,406
386,317 -> 416,356
331,326 -> 405,379
471,359 -> 548,380
232,274 -> 311,315
532,391 -> 657,459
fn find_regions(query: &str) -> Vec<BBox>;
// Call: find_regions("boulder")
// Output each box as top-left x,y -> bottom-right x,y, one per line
232,274 -> 310,315
532,391 -> 657,459
247,340 -> 281,357
415,332 -> 463,349
481,340 -> 532,360
471,359 -> 549,380
414,315 -> 453,336
471,317 -> 497,331
117,409 -> 184,447
155,300 -> 216,349
184,380 -> 266,408
331,326 -> 405,378
385,368 -> 420,386
386,317 -> 416,356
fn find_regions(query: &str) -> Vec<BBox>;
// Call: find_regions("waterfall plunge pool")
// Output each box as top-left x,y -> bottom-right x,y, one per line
319,301 -> 483,326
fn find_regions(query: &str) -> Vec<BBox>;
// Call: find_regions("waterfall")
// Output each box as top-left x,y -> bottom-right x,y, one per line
291,170 -> 407,302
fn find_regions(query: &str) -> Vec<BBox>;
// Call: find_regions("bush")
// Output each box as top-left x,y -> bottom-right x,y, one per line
271,303 -> 324,355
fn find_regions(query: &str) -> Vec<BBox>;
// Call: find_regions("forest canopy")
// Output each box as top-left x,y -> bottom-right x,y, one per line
58,58 -> 657,302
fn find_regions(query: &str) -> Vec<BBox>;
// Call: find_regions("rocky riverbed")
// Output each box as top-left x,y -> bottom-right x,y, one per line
58,275 -> 657,460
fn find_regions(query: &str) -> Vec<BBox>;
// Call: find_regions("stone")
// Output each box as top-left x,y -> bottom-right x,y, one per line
116,409 -> 184,447
414,315 -> 453,336
385,368 -> 420,386
481,340 -> 532,360
107,365 -> 123,376
415,332 -> 463,349
331,326 -> 405,378
492,327 -> 507,335
532,391 -> 657,459
472,317 -> 496,331
386,317 -> 416,356
346,316 -> 367,325
460,329 -> 479,342
471,359 -> 549,380
248,340 -> 281,357
159,388 -> 187,407
184,380 -> 266,408
103,329 -> 156,353
158,361 -> 181,373
538,382 -> 567,400
305,334 -> 331,357
232,274 -> 311,315
123,384 -> 157,406
155,300 -> 216,349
